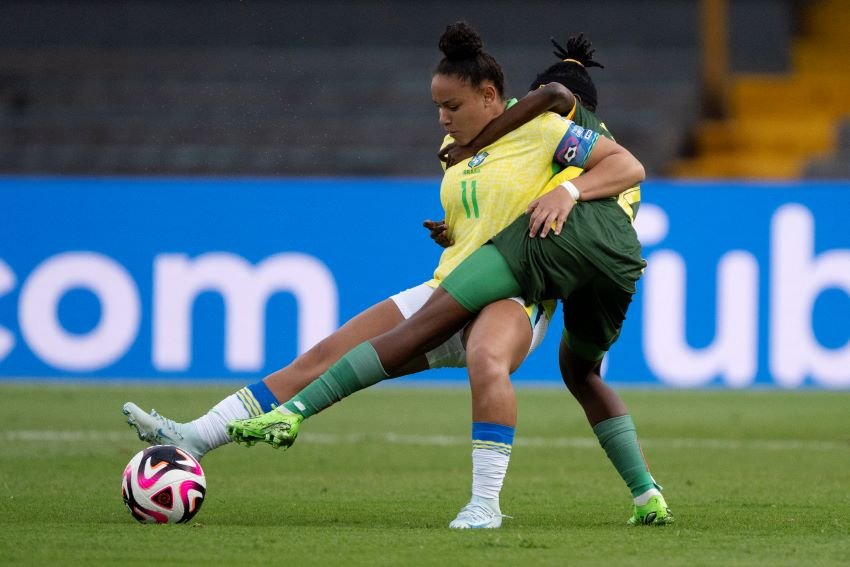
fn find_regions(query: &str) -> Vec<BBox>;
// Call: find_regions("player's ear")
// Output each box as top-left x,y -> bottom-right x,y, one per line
481,83 -> 498,107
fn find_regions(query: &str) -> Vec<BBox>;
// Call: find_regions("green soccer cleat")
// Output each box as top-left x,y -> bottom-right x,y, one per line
627,493 -> 674,526
227,409 -> 303,450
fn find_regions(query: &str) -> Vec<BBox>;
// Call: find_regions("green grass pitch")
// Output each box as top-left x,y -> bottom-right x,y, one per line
1,384 -> 849,565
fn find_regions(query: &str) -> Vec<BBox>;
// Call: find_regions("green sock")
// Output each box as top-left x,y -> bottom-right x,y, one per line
283,342 -> 388,419
592,415 -> 656,498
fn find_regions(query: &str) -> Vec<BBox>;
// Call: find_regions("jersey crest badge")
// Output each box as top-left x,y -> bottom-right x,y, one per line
467,151 -> 489,168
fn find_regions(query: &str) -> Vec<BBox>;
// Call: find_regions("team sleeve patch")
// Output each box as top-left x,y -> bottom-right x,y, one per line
554,122 -> 600,168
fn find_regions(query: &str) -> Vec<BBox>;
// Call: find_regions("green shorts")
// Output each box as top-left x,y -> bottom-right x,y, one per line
440,244 -> 522,313
441,220 -> 635,362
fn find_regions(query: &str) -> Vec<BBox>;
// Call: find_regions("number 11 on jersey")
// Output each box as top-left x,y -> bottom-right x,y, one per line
461,180 -> 479,219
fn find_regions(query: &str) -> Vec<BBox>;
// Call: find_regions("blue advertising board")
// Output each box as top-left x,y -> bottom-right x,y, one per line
0,177 -> 847,388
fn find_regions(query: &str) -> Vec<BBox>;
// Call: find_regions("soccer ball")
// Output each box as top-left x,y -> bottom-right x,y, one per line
121,445 -> 206,524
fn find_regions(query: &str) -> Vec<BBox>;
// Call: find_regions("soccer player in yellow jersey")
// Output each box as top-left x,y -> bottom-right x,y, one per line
436,32 -> 669,526
230,23 -> 673,528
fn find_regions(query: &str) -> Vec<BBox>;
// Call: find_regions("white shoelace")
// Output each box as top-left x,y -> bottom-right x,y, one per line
454,502 -> 510,526
150,410 -> 184,441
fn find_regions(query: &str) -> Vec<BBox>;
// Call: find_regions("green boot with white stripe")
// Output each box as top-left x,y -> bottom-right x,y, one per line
627,492 -> 674,526
227,408 -> 303,449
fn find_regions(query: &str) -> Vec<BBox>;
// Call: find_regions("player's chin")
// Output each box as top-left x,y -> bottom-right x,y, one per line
448,132 -> 470,146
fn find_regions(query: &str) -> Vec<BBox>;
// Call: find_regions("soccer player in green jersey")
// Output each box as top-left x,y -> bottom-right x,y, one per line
429,33 -> 666,527
229,25 -> 673,528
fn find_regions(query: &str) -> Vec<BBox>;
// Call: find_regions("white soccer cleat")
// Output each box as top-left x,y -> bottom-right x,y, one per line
122,402 -> 209,461
449,496 -> 506,529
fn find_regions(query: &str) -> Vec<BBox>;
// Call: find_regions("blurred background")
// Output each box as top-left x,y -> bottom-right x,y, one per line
0,0 -> 848,388
1,0 -> 848,178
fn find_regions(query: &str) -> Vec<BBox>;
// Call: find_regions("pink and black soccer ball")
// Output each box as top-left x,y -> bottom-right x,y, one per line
121,445 -> 206,524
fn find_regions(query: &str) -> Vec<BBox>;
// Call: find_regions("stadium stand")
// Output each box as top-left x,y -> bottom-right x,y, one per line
0,0 -> 808,177
804,117 -> 850,178
674,0 -> 850,179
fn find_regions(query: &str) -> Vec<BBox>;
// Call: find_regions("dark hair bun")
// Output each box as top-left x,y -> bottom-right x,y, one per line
439,22 -> 483,60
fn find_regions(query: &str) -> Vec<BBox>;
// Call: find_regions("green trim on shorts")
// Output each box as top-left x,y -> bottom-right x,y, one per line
440,244 -> 523,313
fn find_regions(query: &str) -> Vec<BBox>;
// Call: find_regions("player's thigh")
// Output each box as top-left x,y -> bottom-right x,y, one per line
286,297 -> 405,372
464,299 -> 533,374
562,276 -> 634,363
389,283 -> 464,370
264,296 -> 410,398
391,283 -> 471,375
333,298 -> 407,350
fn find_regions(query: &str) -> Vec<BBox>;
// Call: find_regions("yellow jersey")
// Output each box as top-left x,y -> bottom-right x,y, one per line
428,109 -> 584,286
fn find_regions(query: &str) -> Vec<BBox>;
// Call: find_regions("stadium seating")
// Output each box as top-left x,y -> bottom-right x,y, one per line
0,0 -> 815,178
674,0 -> 850,179
803,118 -> 850,178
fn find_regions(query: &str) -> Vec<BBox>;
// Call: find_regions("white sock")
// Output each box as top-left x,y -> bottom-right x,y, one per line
191,389 -> 256,449
634,487 -> 662,506
471,448 -> 510,502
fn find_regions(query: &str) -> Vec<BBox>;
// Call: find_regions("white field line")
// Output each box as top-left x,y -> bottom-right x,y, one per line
2,430 -> 847,452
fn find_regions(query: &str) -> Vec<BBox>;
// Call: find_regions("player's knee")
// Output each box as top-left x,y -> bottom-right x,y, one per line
560,367 -> 581,394
559,348 -> 598,393
466,341 -> 512,384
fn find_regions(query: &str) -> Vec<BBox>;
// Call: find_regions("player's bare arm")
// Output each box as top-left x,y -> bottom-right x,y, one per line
439,82 -> 576,167
528,135 -> 644,238
571,135 -> 644,199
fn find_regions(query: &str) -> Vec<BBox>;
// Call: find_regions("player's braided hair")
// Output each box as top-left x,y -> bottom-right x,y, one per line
529,33 -> 604,111
435,22 -> 505,98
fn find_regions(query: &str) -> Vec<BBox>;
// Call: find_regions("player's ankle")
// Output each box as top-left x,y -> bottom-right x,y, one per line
634,487 -> 661,506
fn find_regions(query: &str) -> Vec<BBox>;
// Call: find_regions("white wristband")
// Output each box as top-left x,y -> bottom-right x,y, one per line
560,181 -> 580,202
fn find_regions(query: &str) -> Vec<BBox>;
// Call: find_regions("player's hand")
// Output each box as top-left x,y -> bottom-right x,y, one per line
527,186 -> 577,238
438,143 -> 477,168
423,219 -> 454,247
